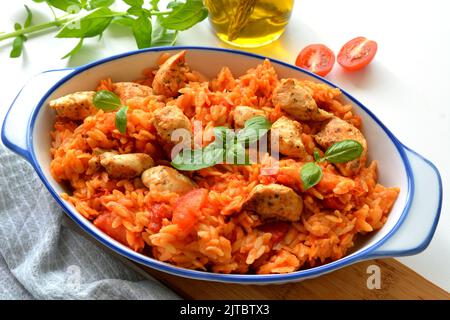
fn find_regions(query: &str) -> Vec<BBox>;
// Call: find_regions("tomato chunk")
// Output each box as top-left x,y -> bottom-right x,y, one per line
295,44 -> 335,77
337,37 -> 378,71
173,188 -> 208,237
148,203 -> 172,232
258,221 -> 290,245
322,197 -> 345,210
94,213 -> 127,245
315,171 -> 340,193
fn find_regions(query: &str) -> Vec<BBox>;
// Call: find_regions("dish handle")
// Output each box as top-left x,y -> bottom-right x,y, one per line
1,68 -> 74,161
365,146 -> 442,259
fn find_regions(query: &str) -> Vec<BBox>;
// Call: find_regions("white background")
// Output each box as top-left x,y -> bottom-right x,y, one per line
1,0 -> 449,292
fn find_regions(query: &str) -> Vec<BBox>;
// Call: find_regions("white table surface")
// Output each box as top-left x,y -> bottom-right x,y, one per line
1,0 -> 449,293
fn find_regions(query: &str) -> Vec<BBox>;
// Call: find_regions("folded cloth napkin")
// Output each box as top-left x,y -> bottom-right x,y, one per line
0,144 -> 179,300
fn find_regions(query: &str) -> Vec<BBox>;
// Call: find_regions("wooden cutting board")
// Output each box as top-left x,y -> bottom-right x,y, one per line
137,259 -> 449,300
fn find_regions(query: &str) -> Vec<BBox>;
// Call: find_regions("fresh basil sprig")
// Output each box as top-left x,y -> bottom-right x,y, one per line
171,116 -> 272,171
132,14 -> 152,49
1,0 -> 208,59
151,15 -> 178,46
313,149 -> 320,162
93,90 -> 128,134
115,106 -> 128,134
237,116 -> 271,144
160,0 -> 208,31
323,139 -> 363,163
9,5 -> 32,58
56,6 -> 116,39
92,90 -> 122,111
301,162 -> 323,190
300,139 -> 363,190
171,144 -> 224,171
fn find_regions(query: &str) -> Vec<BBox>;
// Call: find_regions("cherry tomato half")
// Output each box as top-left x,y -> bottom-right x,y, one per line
295,44 -> 335,77
337,37 -> 378,71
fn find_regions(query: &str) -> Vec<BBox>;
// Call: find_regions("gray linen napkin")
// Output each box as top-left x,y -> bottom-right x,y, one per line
0,144 -> 180,300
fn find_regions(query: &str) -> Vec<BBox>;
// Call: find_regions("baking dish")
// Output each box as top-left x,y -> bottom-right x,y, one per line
1,46 -> 442,284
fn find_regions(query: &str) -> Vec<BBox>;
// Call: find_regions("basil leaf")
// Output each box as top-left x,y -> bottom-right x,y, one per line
127,6 -> 149,17
213,126 -> 227,140
123,0 -> 143,6
89,0 -> 115,9
93,90 -> 122,111
213,126 -> 234,142
61,37 -> 84,59
160,0 -> 208,31
24,5 -> 33,28
47,0 -> 82,12
313,149 -> 320,162
243,116 -> 271,130
132,14 -> 152,48
115,106 -> 128,134
226,143 -> 250,165
300,162 -> 323,190
212,126 -> 235,159
171,149 -> 201,171
56,7 -> 114,38
171,144 -> 222,171
171,117 -> 270,170
166,0 -> 182,10
237,116 -> 271,144
10,35 -> 25,58
150,0 -> 159,10
151,16 -> 178,46
10,22 -> 26,58
324,139 -> 363,164
203,143 -> 225,165
237,128 -> 268,145
112,16 -> 135,27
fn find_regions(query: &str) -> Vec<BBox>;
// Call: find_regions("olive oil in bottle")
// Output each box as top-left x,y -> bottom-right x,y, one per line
205,0 -> 294,48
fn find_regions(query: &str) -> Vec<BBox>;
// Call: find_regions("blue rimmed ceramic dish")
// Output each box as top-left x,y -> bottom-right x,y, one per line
1,46 -> 442,284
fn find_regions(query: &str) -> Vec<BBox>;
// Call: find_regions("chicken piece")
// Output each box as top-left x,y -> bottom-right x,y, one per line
315,117 -> 367,176
141,165 -> 196,195
113,82 -> 153,101
87,149 -> 117,174
243,184 -> 303,222
49,91 -> 97,120
153,105 -> 192,146
233,106 -> 266,129
272,79 -> 332,121
100,153 -> 154,179
152,50 -> 187,97
272,116 -> 307,159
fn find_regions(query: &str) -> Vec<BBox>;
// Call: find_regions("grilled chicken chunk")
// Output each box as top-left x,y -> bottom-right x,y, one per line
152,50 -> 187,97
87,149 -> 118,173
315,117 -> 367,176
243,184 -> 303,222
153,105 -> 192,146
272,79 -> 331,121
272,116 -> 307,159
112,82 -> 153,101
100,153 -> 154,179
49,91 -> 97,120
141,165 -> 196,194
233,106 -> 266,129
